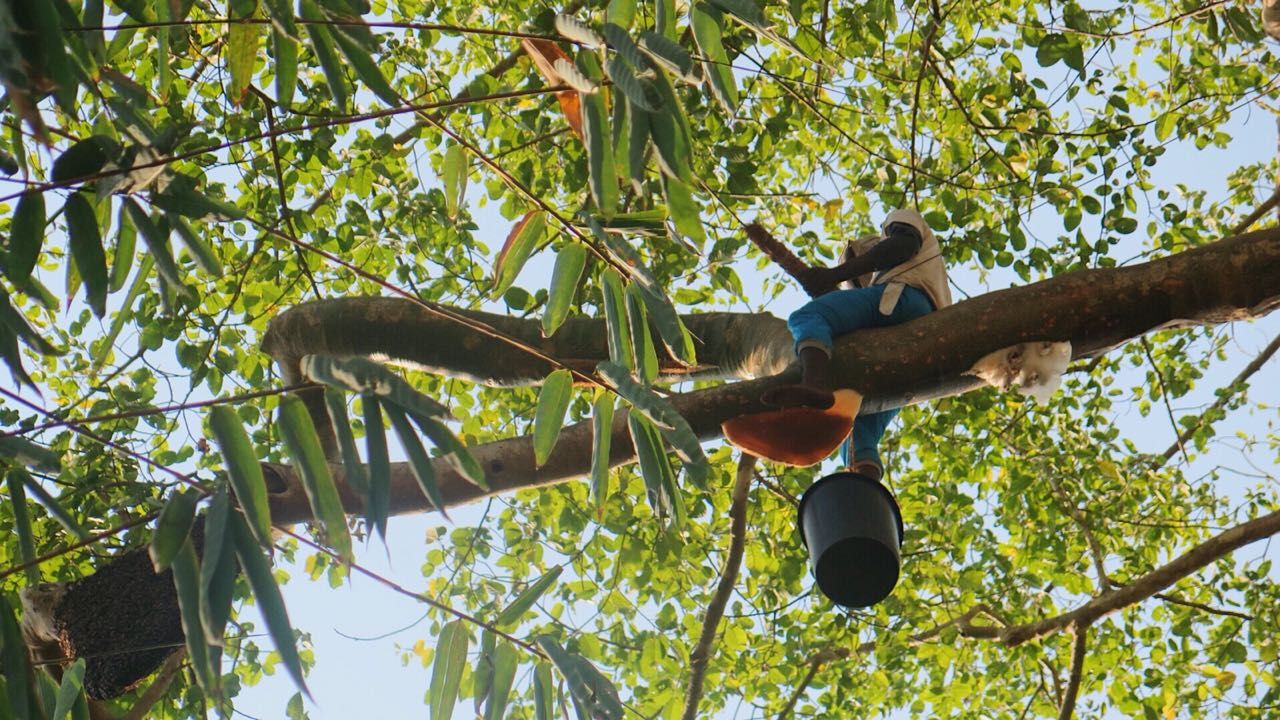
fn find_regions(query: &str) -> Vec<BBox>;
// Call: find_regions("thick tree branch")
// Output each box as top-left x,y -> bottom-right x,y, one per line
1057,624 -> 1089,720
681,454 -> 756,720
262,228 -> 1280,525
118,649 -> 185,720
1265,0 -> 1280,41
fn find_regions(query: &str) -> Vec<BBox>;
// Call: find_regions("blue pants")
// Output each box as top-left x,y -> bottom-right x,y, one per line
786,284 -> 934,467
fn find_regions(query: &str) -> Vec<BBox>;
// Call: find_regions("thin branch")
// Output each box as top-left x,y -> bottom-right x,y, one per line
118,648 -> 186,720
681,454 -> 756,720
1151,592 -> 1253,620
73,17 -> 566,43
0,511 -> 159,581
1057,624 -> 1089,720
1231,187 -> 1280,236
1157,332 -> 1280,464
957,506 -> 1280,646
1043,469 -> 1111,593
1141,336 -> 1189,465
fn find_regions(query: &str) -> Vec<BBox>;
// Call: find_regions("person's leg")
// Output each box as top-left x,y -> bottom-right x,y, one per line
765,286 -> 887,408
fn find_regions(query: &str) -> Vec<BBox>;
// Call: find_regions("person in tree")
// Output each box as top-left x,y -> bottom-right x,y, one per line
759,209 -> 952,481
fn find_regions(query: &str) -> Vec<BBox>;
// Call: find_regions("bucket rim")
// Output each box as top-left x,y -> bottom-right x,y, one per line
796,471 -> 905,549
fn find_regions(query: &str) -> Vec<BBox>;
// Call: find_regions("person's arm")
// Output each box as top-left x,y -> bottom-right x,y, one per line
801,222 -> 923,296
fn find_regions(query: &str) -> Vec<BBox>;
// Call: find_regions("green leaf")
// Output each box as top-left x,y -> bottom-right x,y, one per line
8,192 -> 45,284
152,173 -> 246,221
323,388 -> 369,498
638,31 -> 695,82
580,77 -> 618,217
535,637 -> 624,720
207,405 -> 274,548
542,243 -> 588,337
442,143 -> 467,220
496,566 -> 563,627
0,288 -> 63,356
16,469 -> 87,539
646,70 -> 694,183
493,211 -> 545,298
554,14 -> 604,48
108,202 -> 136,292
660,175 -> 705,251
691,2 -> 738,114
606,0 -> 635,28
199,485 -> 237,646
624,283 -> 658,383
611,92 -> 630,182
64,193 -> 108,318
596,361 -> 708,488
484,640 -> 518,720
7,471 -> 38,585
123,198 -> 194,301
590,391 -> 614,513
413,415 -> 487,490
226,14 -> 262,104
303,1 -> 350,109
273,28 -> 299,106
51,136 -> 118,183
0,436 -> 62,473
0,323 -> 35,389
600,23 -> 650,75
600,269 -> 633,367
428,620 -> 469,720
628,413 -> 676,523
656,0 -> 677,38
605,56 -> 658,112
171,216 -> 224,276
330,25 -> 400,106
0,594 -> 33,720
49,658 -> 84,720
232,511 -> 311,697
1113,216 -> 1138,234
171,540 -> 219,695
1154,113 -> 1176,142
384,402 -> 449,519
29,0 -> 76,111
639,283 -> 696,366
263,0 -> 297,36
149,488 -> 198,572
533,661 -> 555,720
708,0 -> 766,28
533,369 -> 574,467
302,354 -> 452,420
361,395 -> 391,539
626,100 -> 650,191
277,395 -> 352,562
552,58 -> 600,94
590,219 -> 659,291
473,629 -> 497,713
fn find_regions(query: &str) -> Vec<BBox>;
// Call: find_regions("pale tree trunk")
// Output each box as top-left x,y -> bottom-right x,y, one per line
261,227 -> 1280,525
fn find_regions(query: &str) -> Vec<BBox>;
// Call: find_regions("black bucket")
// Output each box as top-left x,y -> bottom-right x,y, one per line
797,471 -> 904,608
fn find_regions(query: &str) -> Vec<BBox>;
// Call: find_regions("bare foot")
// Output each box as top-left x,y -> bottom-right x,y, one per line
761,384 -> 836,409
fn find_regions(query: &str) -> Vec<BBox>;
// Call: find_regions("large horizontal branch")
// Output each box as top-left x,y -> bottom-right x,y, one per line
263,227 -> 1280,524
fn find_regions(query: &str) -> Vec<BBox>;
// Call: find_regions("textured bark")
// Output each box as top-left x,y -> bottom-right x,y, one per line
1265,0 -> 1280,40
260,228 -> 1280,525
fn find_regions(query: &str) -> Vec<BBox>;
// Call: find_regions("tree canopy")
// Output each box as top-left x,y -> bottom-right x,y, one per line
1,0 -> 1279,717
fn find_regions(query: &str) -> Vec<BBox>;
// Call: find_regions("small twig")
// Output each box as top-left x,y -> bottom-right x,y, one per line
681,454 -> 756,720
1056,623 -> 1089,720
1152,592 -> 1253,620
1140,337 -> 1189,465
1043,468 -> 1111,593
1230,187 -> 1280,236
776,656 -> 823,720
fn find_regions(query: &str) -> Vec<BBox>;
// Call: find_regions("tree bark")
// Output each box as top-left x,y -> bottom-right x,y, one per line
1265,0 -> 1280,40
263,227 -> 1280,525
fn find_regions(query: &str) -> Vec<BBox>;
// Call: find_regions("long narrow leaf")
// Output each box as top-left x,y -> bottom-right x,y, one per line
273,28 -> 299,106
64,194 -> 108,318
533,661 -> 555,720
323,388 -> 368,498
16,470 -> 87,540
473,629 -> 497,713
225,10 -> 263,104
277,395 -> 352,562
596,361 -> 708,488
171,540 -> 218,694
0,289 -> 63,357
302,354 -> 451,419
108,202 -> 136,292
628,413 -> 674,522
590,391 -> 614,514
361,395 -> 391,539
532,369 -> 574,468
199,486 -> 236,646
231,511 -> 311,696
492,211 -> 545,298
496,566 -> 563,627
484,641 -> 518,720
578,52 -> 617,217
691,2 -> 739,114
7,471 -> 38,585
542,243 -> 587,337
123,198 -> 193,301
149,488 -> 198,572
442,143 -> 467,220
646,71 -> 694,183
639,283 -> 697,367
660,174 -> 705,251
8,193 -> 45,284
302,0 -> 349,109
49,659 -> 85,720
207,405 -> 274,548
600,269 -> 632,367
624,283 -> 658,383
0,436 -> 61,473
412,415 -> 486,490
535,637 -> 624,720
383,402 -> 449,520
171,216 -> 224,276
0,594 -> 33,720
428,620 -> 469,720
92,254 -> 152,374
331,27 -> 400,106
